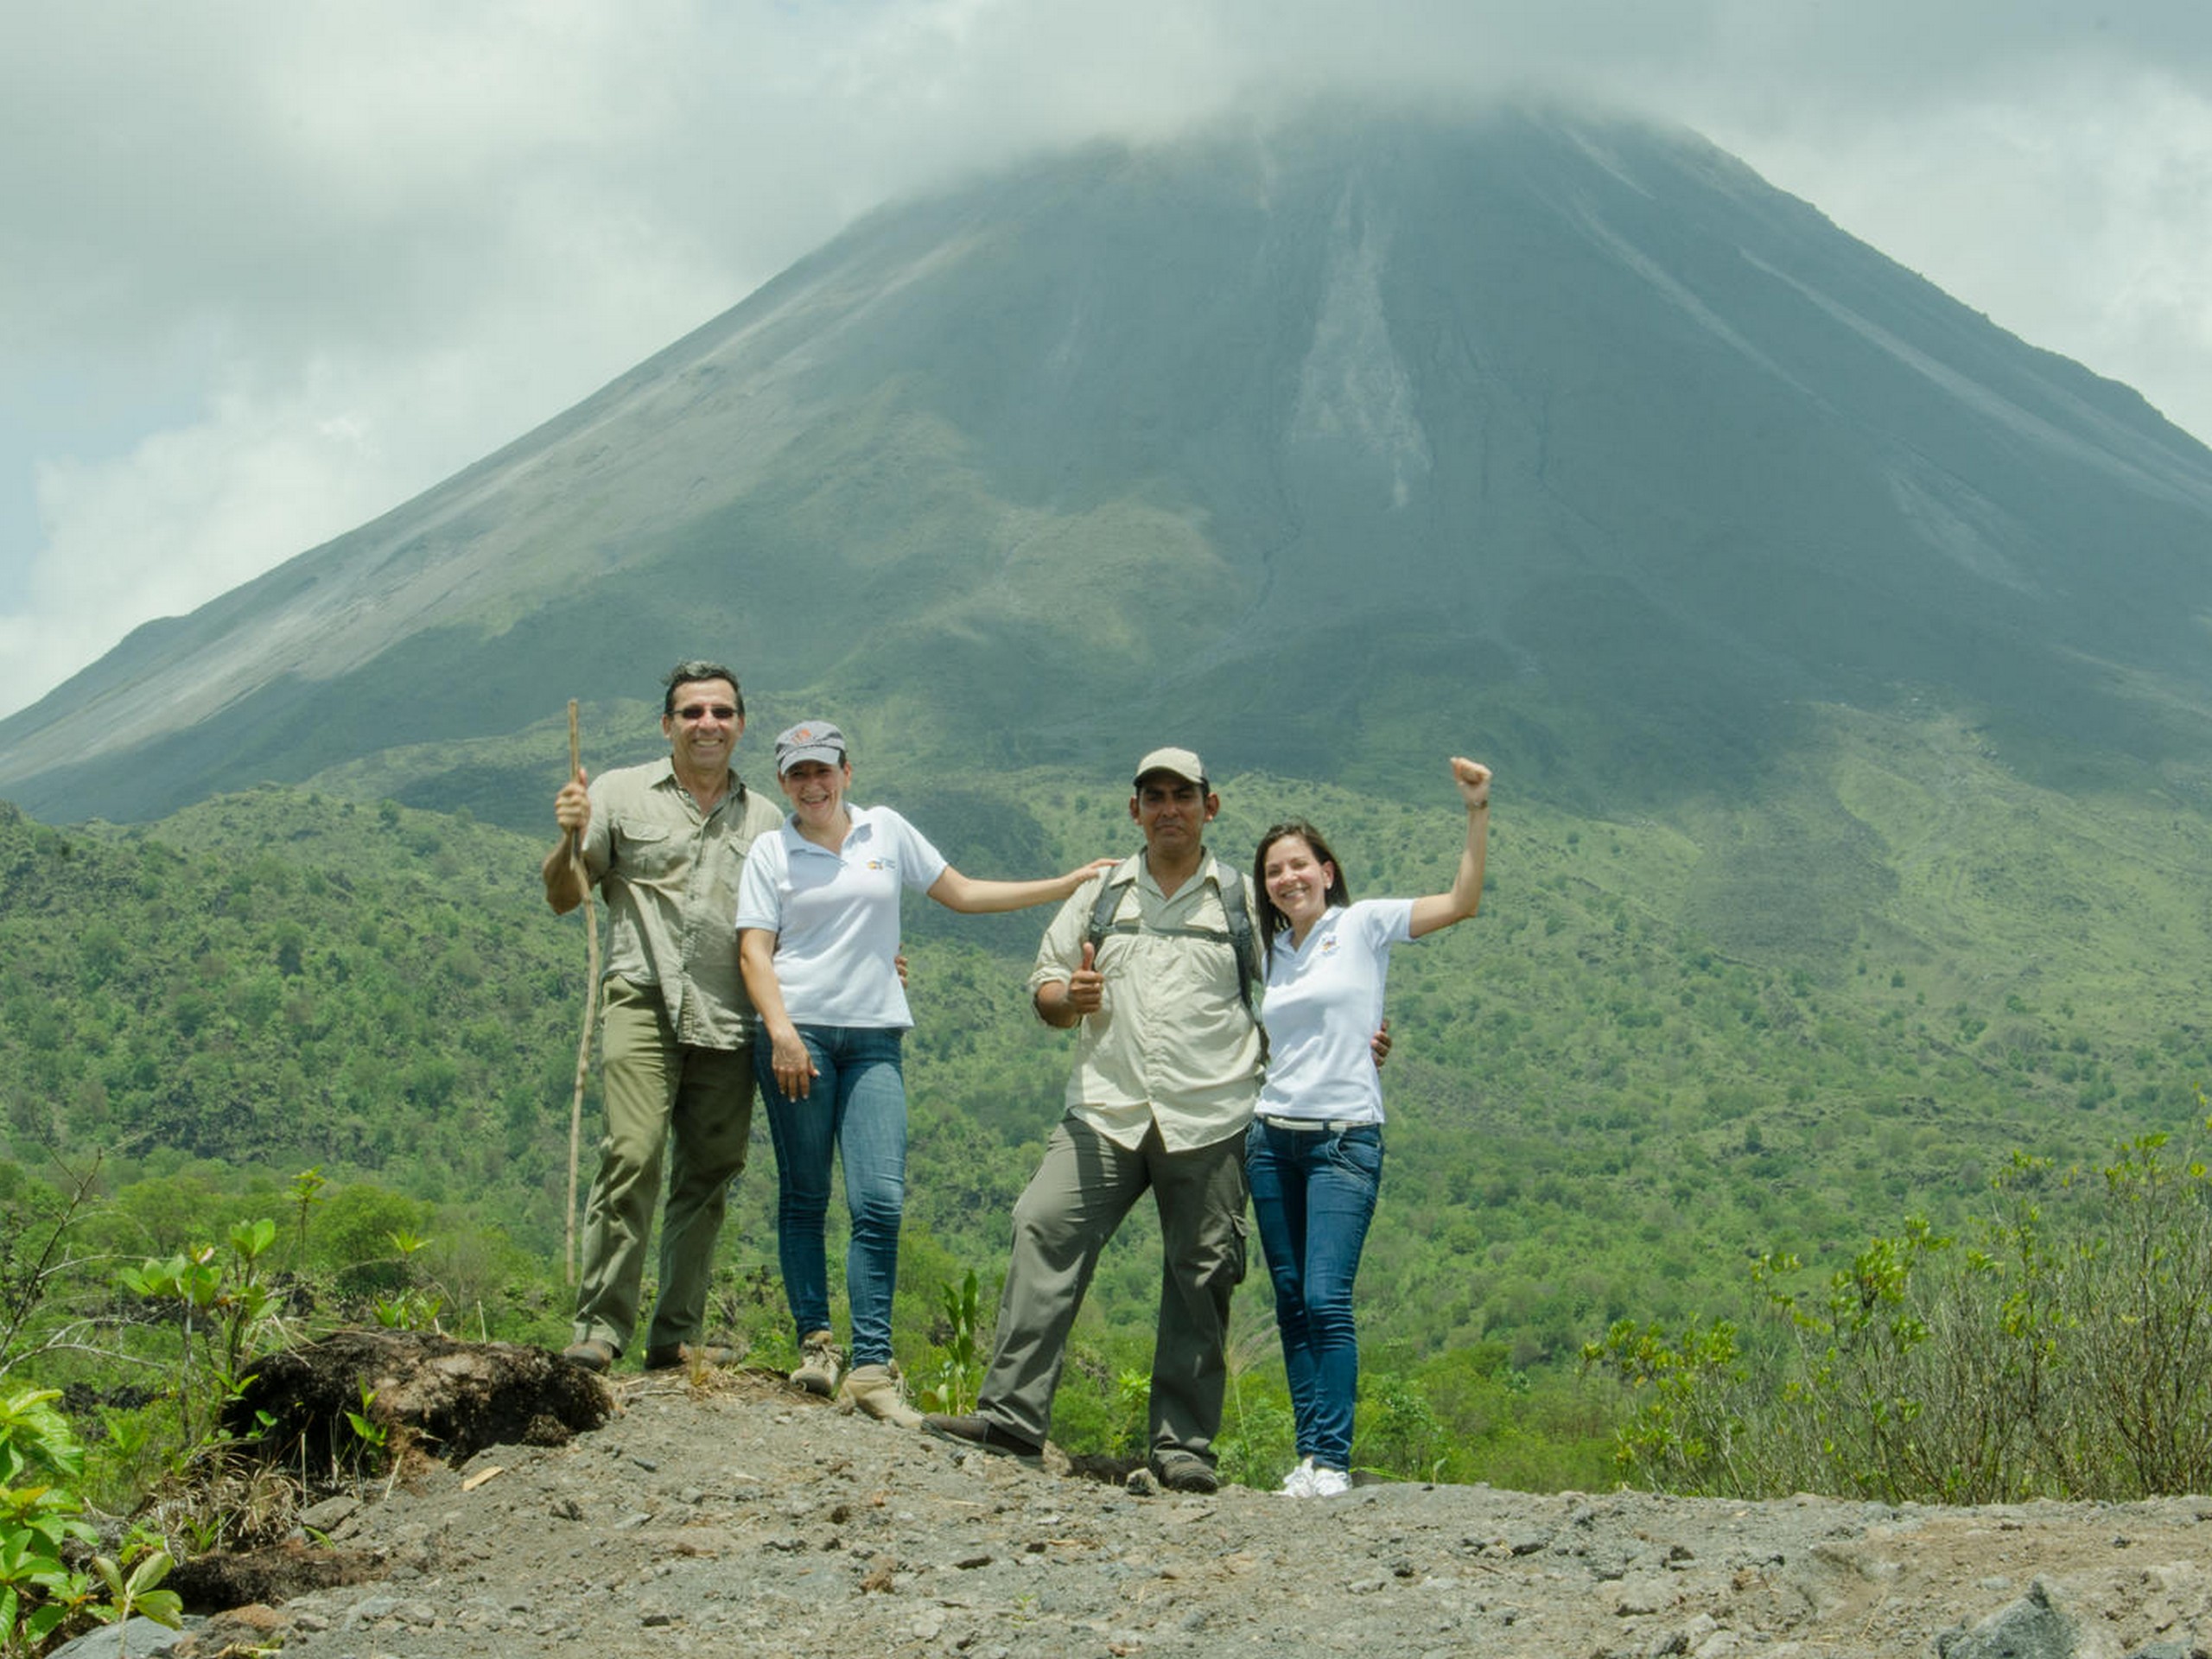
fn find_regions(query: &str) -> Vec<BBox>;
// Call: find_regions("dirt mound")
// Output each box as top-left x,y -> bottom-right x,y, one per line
159,1349 -> 2212,1658
224,1329 -> 610,1489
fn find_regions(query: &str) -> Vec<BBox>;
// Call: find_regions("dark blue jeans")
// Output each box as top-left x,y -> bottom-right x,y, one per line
1245,1117 -> 1383,1472
754,1026 -> 906,1368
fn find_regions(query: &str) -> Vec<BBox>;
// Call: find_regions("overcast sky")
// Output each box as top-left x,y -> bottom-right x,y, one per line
5,1 -> 2209,721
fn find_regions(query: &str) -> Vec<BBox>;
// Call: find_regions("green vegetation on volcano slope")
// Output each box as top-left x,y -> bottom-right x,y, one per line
1,701 -> 2207,1396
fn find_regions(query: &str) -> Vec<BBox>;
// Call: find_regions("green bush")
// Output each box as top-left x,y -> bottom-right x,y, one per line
1587,1116 -> 2212,1502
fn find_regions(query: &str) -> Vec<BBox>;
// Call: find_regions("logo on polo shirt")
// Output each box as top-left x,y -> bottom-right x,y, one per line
1319,930 -> 1342,957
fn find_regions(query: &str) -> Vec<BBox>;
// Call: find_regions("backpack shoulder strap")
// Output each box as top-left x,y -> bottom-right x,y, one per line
1212,871 -> 1261,1020
1084,855 -> 1262,1022
1084,855 -> 1144,956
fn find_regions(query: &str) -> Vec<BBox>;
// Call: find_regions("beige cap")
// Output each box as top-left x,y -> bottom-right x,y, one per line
1133,747 -> 1207,787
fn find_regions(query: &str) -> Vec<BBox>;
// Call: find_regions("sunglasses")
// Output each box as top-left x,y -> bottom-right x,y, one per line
673,704 -> 739,722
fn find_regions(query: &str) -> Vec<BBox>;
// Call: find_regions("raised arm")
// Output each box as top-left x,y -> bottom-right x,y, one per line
1408,758 -> 1491,940
541,769 -> 593,914
928,858 -> 1119,916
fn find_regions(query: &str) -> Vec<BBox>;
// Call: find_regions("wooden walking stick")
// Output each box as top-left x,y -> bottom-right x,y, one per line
564,699 -> 601,1287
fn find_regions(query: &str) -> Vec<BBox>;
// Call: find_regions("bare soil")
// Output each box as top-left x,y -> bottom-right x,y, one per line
163,1361 -> 2212,1659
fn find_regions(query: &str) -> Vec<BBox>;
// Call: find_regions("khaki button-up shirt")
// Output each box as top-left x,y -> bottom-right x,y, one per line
1027,849 -> 1263,1153
579,759 -> 784,1049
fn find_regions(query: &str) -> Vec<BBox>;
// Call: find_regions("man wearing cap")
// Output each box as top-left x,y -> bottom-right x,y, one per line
925,747 -> 1260,1493
542,660 -> 783,1374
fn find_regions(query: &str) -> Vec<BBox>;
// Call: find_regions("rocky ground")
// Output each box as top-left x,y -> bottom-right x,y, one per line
82,1364 -> 2212,1659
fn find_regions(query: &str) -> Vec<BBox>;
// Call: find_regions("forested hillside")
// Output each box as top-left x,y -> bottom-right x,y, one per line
6,697 -> 2206,1414
0,794 -> 579,1224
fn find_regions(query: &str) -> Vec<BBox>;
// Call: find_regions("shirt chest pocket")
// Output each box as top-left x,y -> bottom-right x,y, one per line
705,836 -> 754,906
1135,931 -> 1237,1003
614,823 -> 683,880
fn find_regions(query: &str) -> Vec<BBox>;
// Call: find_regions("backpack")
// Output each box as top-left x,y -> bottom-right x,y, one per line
1084,855 -> 1262,1023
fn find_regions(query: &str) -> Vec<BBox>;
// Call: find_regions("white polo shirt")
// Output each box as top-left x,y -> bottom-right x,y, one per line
1254,899 -> 1416,1124
734,804 -> 949,1030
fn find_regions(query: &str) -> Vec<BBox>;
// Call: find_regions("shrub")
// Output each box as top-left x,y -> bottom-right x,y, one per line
1588,1116 -> 2212,1503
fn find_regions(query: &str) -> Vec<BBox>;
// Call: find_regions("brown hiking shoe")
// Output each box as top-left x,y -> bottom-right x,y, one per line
838,1363 -> 925,1428
790,1330 -> 842,1396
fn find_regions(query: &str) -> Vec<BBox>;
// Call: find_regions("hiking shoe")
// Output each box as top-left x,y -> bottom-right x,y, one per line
790,1330 -> 842,1396
1152,1452 -> 1220,1495
839,1363 -> 925,1428
922,1414 -> 1044,1462
560,1338 -> 616,1374
1278,1457 -> 1316,1497
1308,1465 -> 1352,1498
644,1341 -> 739,1373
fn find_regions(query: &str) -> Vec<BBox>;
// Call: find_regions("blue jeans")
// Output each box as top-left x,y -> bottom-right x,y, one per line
1244,1118 -> 1383,1471
754,1026 -> 906,1368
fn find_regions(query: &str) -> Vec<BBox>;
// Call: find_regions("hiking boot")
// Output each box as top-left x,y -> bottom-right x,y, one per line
561,1338 -> 616,1374
644,1340 -> 739,1373
1308,1465 -> 1352,1498
1152,1452 -> 1219,1495
839,1363 -> 925,1428
1278,1456 -> 1316,1497
789,1330 -> 842,1396
922,1413 -> 1044,1462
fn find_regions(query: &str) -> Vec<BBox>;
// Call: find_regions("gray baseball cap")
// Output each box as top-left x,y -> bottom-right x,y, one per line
774,721 -> 847,774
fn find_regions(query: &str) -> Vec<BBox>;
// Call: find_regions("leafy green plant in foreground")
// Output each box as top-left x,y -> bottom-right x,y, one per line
918,1270 -> 984,1416
112,1218 -> 285,1461
369,1230 -> 446,1333
342,1381 -> 389,1465
0,1388 -> 180,1657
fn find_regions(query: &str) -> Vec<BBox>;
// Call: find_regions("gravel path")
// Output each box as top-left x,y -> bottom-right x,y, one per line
163,1370 -> 2212,1659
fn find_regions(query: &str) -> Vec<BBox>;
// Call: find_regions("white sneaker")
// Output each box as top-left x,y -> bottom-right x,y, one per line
790,1330 -> 842,1396
1278,1457 -> 1316,1497
1309,1465 -> 1351,1497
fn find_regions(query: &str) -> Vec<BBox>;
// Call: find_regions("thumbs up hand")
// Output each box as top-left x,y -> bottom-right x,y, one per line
1064,939 -> 1105,1016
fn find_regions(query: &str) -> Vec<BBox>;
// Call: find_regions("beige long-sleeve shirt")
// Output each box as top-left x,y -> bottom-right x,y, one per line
579,758 -> 783,1048
1027,849 -> 1263,1152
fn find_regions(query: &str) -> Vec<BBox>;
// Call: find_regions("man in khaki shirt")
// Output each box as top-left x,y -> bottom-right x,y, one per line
542,660 -> 783,1373
926,747 -> 1260,1493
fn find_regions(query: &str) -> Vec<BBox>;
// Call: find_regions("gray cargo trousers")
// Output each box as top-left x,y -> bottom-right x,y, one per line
973,1115 -> 1249,1465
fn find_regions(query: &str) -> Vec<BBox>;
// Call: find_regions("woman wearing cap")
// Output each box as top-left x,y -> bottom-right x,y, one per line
737,721 -> 1114,1423
1248,756 -> 1491,1497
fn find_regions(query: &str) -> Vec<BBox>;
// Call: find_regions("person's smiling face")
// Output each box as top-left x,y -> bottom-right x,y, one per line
661,677 -> 742,778
779,758 -> 851,830
1262,834 -> 1334,934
